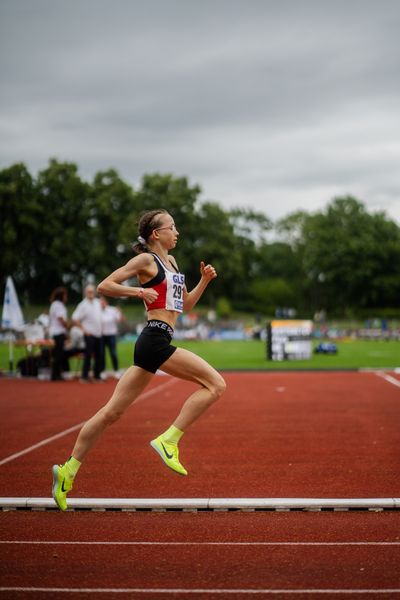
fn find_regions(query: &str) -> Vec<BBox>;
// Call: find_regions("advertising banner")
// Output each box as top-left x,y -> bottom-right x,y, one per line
266,320 -> 313,361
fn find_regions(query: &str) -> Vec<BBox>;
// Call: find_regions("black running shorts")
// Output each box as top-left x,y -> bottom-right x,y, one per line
133,320 -> 177,374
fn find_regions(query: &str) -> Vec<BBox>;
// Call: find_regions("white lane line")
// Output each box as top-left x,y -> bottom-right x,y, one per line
1,540 -> 400,547
0,378 -> 177,467
0,422 -> 87,467
375,371 -> 400,389
1,588 -> 400,595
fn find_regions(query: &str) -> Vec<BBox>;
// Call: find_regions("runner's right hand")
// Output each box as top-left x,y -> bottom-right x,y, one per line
141,287 -> 158,303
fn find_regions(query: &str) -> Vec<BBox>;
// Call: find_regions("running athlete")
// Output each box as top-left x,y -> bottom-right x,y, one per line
52,208 -> 226,510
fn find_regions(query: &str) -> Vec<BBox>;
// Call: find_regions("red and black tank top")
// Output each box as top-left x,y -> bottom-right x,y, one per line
142,253 -> 185,313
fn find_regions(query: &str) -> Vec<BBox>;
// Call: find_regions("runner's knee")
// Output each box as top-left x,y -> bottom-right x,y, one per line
101,405 -> 124,426
216,375 -> 227,397
208,374 -> 226,402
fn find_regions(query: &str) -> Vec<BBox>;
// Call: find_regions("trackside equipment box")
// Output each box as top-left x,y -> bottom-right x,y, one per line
266,320 -> 313,361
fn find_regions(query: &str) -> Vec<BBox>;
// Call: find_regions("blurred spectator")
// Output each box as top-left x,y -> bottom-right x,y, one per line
66,325 -> 85,352
62,326 -> 86,375
49,287 -> 68,381
36,312 -> 50,334
100,296 -> 124,375
72,285 -> 103,382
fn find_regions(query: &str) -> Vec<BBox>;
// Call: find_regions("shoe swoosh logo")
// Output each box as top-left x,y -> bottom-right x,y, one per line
161,442 -> 173,459
61,478 -> 68,492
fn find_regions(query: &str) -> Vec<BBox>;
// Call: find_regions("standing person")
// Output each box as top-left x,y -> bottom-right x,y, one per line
52,208 -> 226,510
99,296 -> 124,377
48,287 -> 68,381
72,285 -> 103,382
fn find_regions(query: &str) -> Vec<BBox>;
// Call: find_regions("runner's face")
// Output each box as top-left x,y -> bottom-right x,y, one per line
153,215 -> 179,249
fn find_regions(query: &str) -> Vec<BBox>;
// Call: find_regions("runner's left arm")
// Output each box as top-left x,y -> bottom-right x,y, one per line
183,261 -> 217,312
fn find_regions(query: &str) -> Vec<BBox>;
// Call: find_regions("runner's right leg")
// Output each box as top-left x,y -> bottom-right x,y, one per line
72,366 -> 153,461
52,366 -> 153,510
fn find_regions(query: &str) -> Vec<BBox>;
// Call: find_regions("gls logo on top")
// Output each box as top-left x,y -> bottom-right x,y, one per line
173,274 -> 185,285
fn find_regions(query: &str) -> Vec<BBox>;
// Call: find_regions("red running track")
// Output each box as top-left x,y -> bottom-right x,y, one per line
0,372 -> 399,497
1,511 -> 400,598
0,371 -> 400,597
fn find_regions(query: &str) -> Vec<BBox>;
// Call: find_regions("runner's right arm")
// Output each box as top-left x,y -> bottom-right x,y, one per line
97,254 -> 158,303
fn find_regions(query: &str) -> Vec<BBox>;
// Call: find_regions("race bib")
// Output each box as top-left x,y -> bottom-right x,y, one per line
165,271 -> 185,312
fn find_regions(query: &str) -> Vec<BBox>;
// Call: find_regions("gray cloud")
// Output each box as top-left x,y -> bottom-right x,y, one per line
1,0 -> 400,223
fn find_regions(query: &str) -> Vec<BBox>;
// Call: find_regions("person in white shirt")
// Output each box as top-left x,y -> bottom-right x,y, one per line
100,296 -> 123,374
72,285 -> 103,382
49,287 -> 68,381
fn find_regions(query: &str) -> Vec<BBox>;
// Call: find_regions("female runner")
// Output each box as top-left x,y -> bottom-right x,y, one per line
52,208 -> 226,510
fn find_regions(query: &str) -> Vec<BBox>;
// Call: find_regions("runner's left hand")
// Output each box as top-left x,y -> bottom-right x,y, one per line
200,261 -> 217,281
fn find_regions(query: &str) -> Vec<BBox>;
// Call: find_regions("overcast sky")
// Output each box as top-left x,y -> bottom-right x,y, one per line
1,0 -> 400,223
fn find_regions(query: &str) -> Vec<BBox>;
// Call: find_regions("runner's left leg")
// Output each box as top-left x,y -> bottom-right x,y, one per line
150,348 -> 226,475
161,347 -> 226,430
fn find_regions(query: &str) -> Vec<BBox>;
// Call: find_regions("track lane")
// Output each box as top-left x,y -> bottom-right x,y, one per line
1,539 -> 399,593
2,511 -> 400,543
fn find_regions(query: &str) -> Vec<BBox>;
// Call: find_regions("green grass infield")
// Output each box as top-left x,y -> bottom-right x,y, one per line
1,338 -> 399,372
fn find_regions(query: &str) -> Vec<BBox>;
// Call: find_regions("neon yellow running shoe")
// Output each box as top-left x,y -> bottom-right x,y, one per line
150,436 -> 188,476
52,464 -> 74,511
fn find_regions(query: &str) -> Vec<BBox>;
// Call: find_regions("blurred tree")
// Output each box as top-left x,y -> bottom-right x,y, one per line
135,172 -> 200,216
216,296 -> 232,318
186,201 -> 242,303
249,278 -> 296,314
364,213 -> 400,307
89,169 -> 137,280
279,197 -> 400,312
33,159 -> 91,300
227,208 -> 272,310
0,163 -> 39,297
252,241 -> 305,312
276,210 -> 309,247
229,207 -> 272,244
257,241 -> 301,280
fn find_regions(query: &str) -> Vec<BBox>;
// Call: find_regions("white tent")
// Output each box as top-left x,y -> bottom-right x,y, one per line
1,276 -> 25,371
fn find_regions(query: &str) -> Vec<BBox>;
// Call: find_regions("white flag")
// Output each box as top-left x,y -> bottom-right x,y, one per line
1,276 -> 25,331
